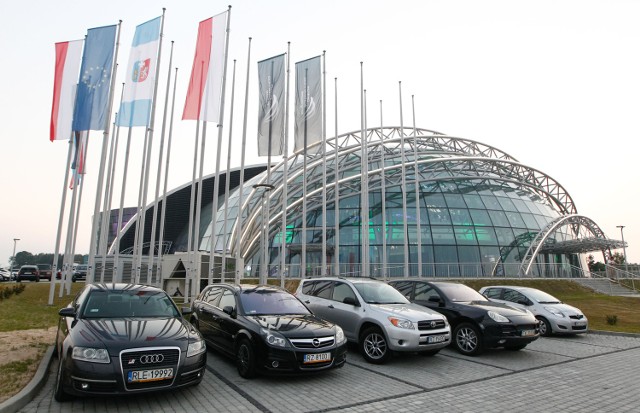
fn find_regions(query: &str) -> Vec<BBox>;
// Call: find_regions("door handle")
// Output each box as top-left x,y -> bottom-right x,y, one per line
304,300 -> 310,304
328,304 -> 334,309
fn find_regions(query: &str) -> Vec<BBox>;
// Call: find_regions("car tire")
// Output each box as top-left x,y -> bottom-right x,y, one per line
453,322 -> 484,356
72,275 -> 77,283
236,339 -> 256,379
35,276 -> 40,282
420,349 -> 441,356
54,358 -> 71,402
505,344 -> 528,351
537,316 -> 552,337
360,326 -> 390,364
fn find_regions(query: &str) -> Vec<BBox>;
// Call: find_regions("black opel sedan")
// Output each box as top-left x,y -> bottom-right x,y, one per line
191,283 -> 347,378
54,283 -> 206,401
389,281 -> 539,356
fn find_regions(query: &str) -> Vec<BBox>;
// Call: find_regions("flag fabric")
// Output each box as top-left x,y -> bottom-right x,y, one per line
50,40 -> 83,141
70,131 -> 88,189
182,11 -> 228,122
72,24 -> 117,132
116,16 -> 161,127
294,56 -> 322,154
257,53 -> 286,156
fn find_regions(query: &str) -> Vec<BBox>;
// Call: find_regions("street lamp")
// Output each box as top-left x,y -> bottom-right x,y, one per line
11,238 -> 20,278
253,184 -> 275,284
616,225 -> 629,274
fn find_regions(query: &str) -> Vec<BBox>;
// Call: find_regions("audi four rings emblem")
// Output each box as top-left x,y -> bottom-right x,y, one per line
140,354 -> 164,364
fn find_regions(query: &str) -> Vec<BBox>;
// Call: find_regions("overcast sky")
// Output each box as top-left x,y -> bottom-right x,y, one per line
0,0 -> 637,268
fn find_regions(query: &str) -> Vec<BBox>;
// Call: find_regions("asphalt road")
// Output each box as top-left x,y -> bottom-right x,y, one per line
18,332 -> 640,413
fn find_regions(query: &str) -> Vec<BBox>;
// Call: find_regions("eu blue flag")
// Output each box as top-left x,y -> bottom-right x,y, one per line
73,25 -> 117,132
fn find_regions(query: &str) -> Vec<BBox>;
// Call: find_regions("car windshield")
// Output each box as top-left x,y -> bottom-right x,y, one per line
240,290 -> 310,316
82,290 -> 180,318
522,288 -> 561,304
354,282 -> 409,304
437,283 -> 488,302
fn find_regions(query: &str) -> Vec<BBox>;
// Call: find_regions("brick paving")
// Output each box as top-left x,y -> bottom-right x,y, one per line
18,332 -> 640,413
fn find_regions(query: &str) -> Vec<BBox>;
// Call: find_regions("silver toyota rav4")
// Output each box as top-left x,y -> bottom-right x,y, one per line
295,277 -> 451,363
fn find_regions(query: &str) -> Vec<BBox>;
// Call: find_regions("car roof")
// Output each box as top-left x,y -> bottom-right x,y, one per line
207,283 -> 289,294
302,277 -> 384,284
481,285 -> 538,293
87,283 -> 165,294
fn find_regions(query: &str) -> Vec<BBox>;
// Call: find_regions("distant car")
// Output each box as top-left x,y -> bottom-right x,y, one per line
389,280 -> 540,356
54,283 -> 206,401
191,283 -> 347,378
295,277 -> 451,363
0,268 -> 11,282
37,264 -> 53,281
479,285 -> 588,336
17,265 -> 40,282
72,265 -> 88,282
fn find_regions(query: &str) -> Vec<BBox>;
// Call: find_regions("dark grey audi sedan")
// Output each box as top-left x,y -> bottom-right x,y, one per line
54,283 -> 206,401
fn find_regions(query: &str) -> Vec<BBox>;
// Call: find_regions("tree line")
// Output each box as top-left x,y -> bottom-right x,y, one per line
9,251 -> 87,269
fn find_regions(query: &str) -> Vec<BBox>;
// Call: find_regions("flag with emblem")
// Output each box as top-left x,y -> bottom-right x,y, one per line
294,56 -> 322,154
257,53 -> 285,156
117,16 -> 161,127
73,24 -> 117,132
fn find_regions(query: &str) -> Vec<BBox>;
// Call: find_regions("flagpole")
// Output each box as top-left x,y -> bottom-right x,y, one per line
221,59 -> 237,283
302,68 -> 308,278
113,113 -> 133,283
158,64 -> 179,290
87,20 -> 122,283
399,81 -> 409,277
411,94 -> 422,278
263,58 -> 274,284
193,118 -> 207,296
279,42 -> 291,288
321,51 -> 327,277
48,138 -> 74,305
60,152 -> 79,297
209,5 -> 232,286
333,77 -> 340,277
132,127 -> 150,282
362,86 -> 370,278
360,62 -> 369,278
380,100 -> 387,279
235,37 -> 252,284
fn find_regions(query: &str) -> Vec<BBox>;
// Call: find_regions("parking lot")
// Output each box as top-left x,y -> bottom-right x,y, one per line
16,332 -> 640,413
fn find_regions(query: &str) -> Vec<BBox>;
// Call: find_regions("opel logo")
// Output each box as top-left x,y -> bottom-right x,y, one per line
430,321 -> 436,328
140,354 -> 164,364
312,338 -> 320,348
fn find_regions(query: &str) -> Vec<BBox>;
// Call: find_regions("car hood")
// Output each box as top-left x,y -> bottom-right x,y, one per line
540,302 -> 584,316
246,314 -> 336,338
73,317 -> 197,353
455,300 -> 532,317
370,303 -> 446,321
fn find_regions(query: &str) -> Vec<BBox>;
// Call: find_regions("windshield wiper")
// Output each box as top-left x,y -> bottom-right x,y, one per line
539,301 -> 561,304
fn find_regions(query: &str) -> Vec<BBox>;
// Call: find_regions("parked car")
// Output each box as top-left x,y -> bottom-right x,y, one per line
389,280 -> 540,356
479,285 -> 588,336
37,264 -> 53,281
191,283 -> 347,378
295,277 -> 451,363
0,268 -> 11,282
54,283 -> 206,401
72,264 -> 88,282
17,265 -> 40,282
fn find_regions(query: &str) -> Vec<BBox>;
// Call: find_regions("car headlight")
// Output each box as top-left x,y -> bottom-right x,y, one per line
335,325 -> 346,345
544,306 -> 565,318
261,329 -> 289,348
187,339 -> 206,357
487,311 -> 510,323
388,317 -> 415,329
72,346 -> 110,364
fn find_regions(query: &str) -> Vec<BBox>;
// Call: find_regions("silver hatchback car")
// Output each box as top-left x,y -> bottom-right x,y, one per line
295,278 -> 451,363
479,285 -> 588,336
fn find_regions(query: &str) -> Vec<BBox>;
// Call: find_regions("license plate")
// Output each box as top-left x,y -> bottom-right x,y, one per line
303,352 -> 331,364
127,368 -> 174,383
427,335 -> 447,344
574,321 -> 586,327
521,329 -> 536,337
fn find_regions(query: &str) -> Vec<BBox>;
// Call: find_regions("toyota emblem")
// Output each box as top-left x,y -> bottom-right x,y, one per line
312,338 -> 320,348
430,321 -> 436,328
139,354 -> 164,364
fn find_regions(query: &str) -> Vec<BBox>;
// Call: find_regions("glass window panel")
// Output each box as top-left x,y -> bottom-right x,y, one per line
494,227 -> 515,245
388,225 -> 406,242
521,213 -> 539,229
339,227 -> 360,245
339,195 -> 360,208
469,209 -> 492,226
454,226 -> 478,245
463,194 -> 485,209
497,197 -> 518,212
457,246 -> 481,263
481,195 -> 502,210
387,208 -> 406,225
505,211 -> 526,228
475,226 -> 498,245
523,200 -> 544,215
511,198 -> 530,213
431,226 -> 456,245
488,210 -> 510,227
449,208 -> 473,226
438,181 -> 459,194
535,214 -> 550,228
420,226 -> 433,244
340,208 -> 361,226
444,194 -> 466,208
433,246 -> 459,276
428,207 -> 452,225
424,193 -> 447,208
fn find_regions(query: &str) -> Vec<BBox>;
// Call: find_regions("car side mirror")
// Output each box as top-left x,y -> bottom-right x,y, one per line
181,307 -> 193,315
223,305 -> 236,317
517,300 -> 529,306
59,307 -> 76,318
343,296 -> 360,307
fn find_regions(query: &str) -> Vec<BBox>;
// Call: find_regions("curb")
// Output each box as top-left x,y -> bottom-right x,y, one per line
588,329 -> 640,338
0,345 -> 55,413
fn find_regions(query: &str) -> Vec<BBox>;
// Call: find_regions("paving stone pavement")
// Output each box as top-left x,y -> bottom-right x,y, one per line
17,333 -> 640,413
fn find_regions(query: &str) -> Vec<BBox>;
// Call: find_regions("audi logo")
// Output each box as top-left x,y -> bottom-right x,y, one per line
312,338 -> 320,348
140,354 -> 164,364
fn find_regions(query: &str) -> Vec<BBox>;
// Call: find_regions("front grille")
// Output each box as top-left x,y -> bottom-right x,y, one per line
418,320 -> 446,330
120,347 -> 180,391
290,336 -> 335,349
569,315 -> 584,320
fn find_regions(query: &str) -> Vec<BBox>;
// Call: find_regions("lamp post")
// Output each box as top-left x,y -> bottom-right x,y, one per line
11,238 -> 20,278
616,225 -> 629,274
253,184 -> 275,284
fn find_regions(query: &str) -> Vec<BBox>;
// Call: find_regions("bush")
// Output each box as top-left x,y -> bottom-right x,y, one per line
606,315 -> 618,325
0,284 -> 26,301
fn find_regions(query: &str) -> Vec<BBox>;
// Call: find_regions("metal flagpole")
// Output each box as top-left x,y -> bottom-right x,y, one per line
87,20 -> 122,283
145,12 -> 169,286
104,114 -> 122,284
48,138 -> 74,305
333,78 -> 340,277
380,100 -> 387,279
411,95 -> 422,277
60,152 -> 80,297
399,81 -> 409,276
132,126 -> 150,282
221,59 -> 237,283
362,86 -> 370,278
264,59 -> 274,284
209,5 -> 232,286
193,119 -> 207,296
321,51 -> 327,277
113,110 -> 133,283
360,62 -> 369,278
68,151 -> 87,294
235,37 -> 252,284
302,68 -> 308,278
279,42 -> 291,288
157,65 -> 179,290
